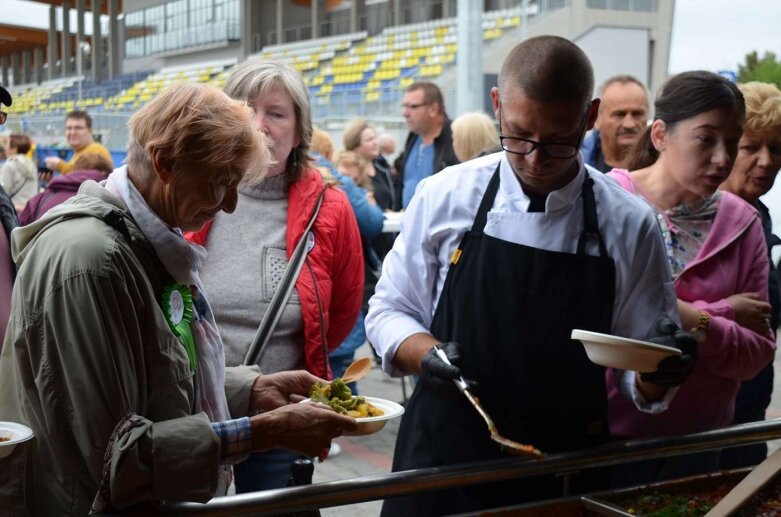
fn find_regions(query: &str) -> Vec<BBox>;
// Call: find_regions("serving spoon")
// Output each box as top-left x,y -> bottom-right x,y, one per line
341,357 -> 374,385
434,347 -> 545,459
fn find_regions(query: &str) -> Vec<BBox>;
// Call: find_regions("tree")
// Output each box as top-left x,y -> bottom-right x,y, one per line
738,51 -> 781,89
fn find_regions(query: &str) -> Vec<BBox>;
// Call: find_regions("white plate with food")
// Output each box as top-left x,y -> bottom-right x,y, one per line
301,395 -> 404,436
306,379 -> 405,435
571,329 -> 682,373
0,421 -> 34,459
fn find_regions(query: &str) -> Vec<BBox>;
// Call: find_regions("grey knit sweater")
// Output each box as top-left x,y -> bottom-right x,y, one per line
200,174 -> 305,372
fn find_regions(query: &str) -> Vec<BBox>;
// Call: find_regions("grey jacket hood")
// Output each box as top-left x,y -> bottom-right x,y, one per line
12,180 -> 138,268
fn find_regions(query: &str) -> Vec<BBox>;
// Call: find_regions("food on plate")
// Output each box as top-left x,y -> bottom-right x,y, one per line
309,378 -> 385,419
0,436 -> 9,443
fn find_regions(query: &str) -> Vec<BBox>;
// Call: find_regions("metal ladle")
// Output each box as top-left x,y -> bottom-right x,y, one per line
434,347 -> 545,459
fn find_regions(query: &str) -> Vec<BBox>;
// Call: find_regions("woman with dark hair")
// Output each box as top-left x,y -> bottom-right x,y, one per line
607,71 -> 776,484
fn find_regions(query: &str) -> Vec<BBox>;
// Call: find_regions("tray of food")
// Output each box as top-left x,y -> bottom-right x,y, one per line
460,470 -> 751,516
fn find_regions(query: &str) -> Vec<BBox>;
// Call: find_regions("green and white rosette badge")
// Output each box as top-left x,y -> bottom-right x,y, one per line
162,282 -> 197,371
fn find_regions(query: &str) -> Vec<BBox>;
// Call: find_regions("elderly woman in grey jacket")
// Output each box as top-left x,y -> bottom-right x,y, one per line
0,83 -> 356,516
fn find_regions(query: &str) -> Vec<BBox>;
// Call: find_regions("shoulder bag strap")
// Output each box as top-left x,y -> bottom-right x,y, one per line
244,187 -> 327,366
9,175 -> 32,199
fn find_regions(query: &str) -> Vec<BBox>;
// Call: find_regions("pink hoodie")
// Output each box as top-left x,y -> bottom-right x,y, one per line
607,169 -> 776,438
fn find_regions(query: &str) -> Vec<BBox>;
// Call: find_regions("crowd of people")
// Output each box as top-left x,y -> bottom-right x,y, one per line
0,32 -> 780,516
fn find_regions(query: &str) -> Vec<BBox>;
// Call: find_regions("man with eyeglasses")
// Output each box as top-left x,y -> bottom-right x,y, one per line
367,36 -> 695,515
395,81 -> 459,208
44,110 -> 112,175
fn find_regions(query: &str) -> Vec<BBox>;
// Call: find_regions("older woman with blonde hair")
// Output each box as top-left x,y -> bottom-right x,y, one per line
720,81 -> 781,469
0,83 -> 356,515
451,111 -> 500,162
186,60 -> 363,492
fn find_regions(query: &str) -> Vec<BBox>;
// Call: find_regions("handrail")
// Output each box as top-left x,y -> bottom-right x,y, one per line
98,419 -> 781,516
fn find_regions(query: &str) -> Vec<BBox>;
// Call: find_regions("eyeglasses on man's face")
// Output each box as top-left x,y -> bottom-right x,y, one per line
0,111 -> 6,125
499,135 -> 581,159
498,105 -> 588,160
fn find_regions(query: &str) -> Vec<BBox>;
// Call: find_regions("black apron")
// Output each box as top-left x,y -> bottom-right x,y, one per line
382,166 -> 616,516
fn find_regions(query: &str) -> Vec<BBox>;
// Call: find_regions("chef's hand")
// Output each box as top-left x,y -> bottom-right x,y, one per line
249,403 -> 357,456
250,370 -> 323,413
640,317 -> 698,387
420,341 -> 477,399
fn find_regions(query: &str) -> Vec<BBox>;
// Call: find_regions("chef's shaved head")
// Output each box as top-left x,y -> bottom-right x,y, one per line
498,36 -> 594,109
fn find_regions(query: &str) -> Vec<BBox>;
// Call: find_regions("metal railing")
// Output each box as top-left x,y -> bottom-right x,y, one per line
95,419 -> 781,515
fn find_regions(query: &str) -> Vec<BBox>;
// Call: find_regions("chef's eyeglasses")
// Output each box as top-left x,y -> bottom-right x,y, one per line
498,106 -> 588,159
0,111 -> 6,125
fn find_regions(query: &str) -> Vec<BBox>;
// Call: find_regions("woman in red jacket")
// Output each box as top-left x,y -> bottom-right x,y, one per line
186,60 -> 363,492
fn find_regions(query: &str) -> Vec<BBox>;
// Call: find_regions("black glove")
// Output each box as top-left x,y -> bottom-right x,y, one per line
419,342 -> 478,399
640,317 -> 698,387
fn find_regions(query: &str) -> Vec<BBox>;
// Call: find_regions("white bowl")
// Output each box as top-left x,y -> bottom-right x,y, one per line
345,396 -> 405,436
571,329 -> 682,373
0,421 -> 34,459
301,396 -> 405,436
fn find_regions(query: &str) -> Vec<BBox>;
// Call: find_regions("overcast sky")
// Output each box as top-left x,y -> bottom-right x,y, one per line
669,0 -> 781,74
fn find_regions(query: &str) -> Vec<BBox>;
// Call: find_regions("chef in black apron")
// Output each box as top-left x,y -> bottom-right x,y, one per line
366,37 -> 691,517
388,164 -> 616,516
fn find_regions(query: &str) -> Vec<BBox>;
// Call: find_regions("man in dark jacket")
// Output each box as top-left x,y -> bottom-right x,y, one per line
395,82 -> 459,207
582,75 -> 648,172
0,85 -> 16,240
0,85 -> 18,241
0,84 -> 17,347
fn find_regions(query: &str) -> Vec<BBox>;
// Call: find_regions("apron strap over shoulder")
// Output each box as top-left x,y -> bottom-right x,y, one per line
577,175 -> 608,258
469,164 -> 502,237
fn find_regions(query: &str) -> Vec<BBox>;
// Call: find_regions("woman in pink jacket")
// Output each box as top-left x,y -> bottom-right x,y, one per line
606,71 -> 776,485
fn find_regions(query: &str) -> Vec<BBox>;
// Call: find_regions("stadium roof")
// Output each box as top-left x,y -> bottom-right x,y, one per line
0,0 -> 120,61
24,0 -> 120,15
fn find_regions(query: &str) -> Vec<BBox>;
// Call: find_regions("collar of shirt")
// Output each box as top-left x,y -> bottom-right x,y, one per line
497,153 -> 586,214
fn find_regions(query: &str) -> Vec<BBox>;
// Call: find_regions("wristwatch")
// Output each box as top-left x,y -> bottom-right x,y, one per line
689,311 -> 710,343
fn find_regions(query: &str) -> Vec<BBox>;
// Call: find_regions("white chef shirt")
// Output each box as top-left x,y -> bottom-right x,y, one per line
366,152 -> 680,410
